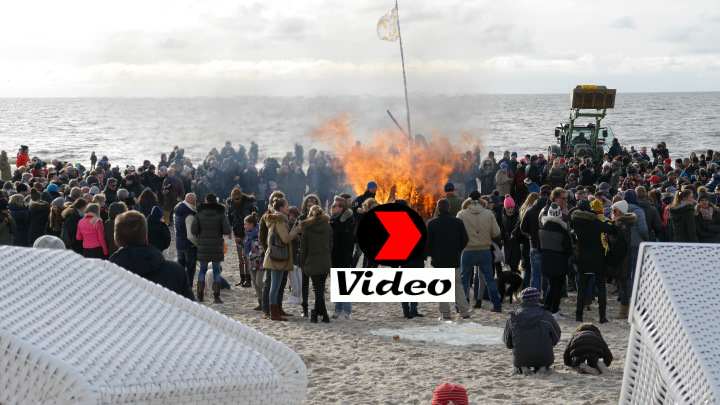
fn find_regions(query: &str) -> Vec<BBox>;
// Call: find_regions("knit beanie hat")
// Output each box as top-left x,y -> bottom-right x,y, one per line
367,181 -> 378,190
548,203 -> 562,218
431,383 -> 468,405
444,182 -> 455,192
503,195 -> 516,209
520,287 -> 541,305
590,199 -> 604,215
612,200 -> 629,215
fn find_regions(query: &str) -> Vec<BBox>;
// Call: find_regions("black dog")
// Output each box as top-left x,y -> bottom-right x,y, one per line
497,270 -> 523,303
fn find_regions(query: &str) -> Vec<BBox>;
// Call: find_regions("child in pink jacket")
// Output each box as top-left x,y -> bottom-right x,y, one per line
76,203 -> 108,258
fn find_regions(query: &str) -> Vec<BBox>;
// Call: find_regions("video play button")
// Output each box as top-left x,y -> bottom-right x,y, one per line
356,203 -> 427,266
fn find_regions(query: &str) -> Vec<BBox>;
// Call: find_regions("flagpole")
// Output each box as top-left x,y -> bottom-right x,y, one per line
394,0 -> 412,146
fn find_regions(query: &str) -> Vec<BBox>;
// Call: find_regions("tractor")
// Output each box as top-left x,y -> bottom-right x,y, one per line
549,85 -> 617,163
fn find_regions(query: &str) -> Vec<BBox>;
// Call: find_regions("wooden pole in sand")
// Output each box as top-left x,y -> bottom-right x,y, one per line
395,0 -> 412,148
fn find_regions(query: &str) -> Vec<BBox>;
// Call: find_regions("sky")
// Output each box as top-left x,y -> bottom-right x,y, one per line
1,0 -> 719,96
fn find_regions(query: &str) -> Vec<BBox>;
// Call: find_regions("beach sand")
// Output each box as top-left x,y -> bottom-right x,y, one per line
168,239 -> 626,404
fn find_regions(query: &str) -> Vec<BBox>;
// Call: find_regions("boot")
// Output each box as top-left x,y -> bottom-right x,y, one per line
310,310 -> 318,323
618,304 -> 630,319
196,281 -> 205,303
212,283 -> 223,304
270,304 -> 287,321
321,309 -> 330,323
280,306 -> 292,317
253,299 -> 262,311
302,304 -> 309,318
243,274 -> 251,288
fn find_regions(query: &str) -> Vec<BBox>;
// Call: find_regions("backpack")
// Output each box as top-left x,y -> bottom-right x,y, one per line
605,228 -> 628,268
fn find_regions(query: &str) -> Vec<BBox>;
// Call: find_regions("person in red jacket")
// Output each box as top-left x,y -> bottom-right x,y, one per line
16,145 -> 29,169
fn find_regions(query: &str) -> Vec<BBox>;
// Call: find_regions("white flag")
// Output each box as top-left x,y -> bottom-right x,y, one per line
377,6 -> 399,41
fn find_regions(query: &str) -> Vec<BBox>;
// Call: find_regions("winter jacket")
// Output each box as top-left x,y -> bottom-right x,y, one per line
609,213 -> 636,279
427,212 -> 468,268
104,202 -> 126,257
147,206 -> 171,252
495,170 -> 513,197
570,210 -> 616,275
637,199 -> 662,242
49,205 -> 64,236
76,214 -> 108,256
432,193 -> 463,218
456,201 -> 500,251
547,167 -> 567,188
28,200 -> 50,244
263,212 -> 299,271
501,210 -> 521,270
0,158 -> 11,181
227,195 -> 257,238
110,245 -> 194,300
0,213 -> 15,245
696,208 -> 720,243
669,203 -> 699,242
191,202 -> 231,262
300,214 -> 332,276
61,207 -> 83,253
520,197 -> 548,249
9,203 -> 30,247
538,216 -> 572,278
330,209 -> 355,268
627,203 -> 649,246
503,304 -> 561,368
173,201 -> 196,251
564,328 -> 613,368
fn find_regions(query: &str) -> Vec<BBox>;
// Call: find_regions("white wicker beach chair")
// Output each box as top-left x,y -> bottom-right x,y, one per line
0,246 -> 307,405
620,243 -> 720,405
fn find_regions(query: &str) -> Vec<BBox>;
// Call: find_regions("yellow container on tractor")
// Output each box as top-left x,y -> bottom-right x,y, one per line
549,85 -> 617,162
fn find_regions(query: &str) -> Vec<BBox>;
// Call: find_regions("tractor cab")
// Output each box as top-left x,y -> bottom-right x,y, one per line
549,85 -> 616,162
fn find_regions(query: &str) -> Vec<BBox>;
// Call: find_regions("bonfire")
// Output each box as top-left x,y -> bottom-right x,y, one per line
311,115 -> 482,217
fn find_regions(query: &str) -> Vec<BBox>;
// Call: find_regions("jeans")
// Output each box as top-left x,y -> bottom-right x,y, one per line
521,242 -> 531,288
269,270 -> 285,305
529,248 -> 543,290
198,261 -> 222,284
177,247 -> 197,287
460,250 -> 501,309
335,302 -> 352,315
262,270 -> 271,312
439,268 -> 471,317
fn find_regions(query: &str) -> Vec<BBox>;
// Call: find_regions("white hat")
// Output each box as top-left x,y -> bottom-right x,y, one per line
612,200 -> 629,215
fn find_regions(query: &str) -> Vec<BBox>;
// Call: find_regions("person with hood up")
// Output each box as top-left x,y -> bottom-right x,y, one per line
299,205 -> 332,323
351,181 -> 377,215
8,194 -> 30,247
0,151 -> 11,181
635,186 -> 663,242
75,203 -> 108,258
564,323 -> 613,375
104,201 -> 128,257
571,200 -> 617,323
0,199 -> 15,246
147,206 -> 171,253
457,197 -> 503,312
538,203 -> 573,317
433,182 -> 463,217
330,196 -> 355,319
110,211 -> 194,300
428,198 -> 471,320
611,200 -> 637,319
669,189 -> 698,242
191,193 -> 231,304
503,287 -> 561,374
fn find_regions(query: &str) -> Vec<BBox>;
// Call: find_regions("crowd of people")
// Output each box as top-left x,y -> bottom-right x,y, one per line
1,138 -> 718,373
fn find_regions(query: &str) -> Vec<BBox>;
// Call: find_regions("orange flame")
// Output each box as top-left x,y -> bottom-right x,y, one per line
311,115 -> 483,217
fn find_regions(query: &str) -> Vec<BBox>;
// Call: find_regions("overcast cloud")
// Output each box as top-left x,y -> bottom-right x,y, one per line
1,0 -> 719,96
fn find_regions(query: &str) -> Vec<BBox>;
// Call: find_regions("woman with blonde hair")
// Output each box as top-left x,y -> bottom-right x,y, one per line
518,192 -> 539,287
76,203 -> 108,258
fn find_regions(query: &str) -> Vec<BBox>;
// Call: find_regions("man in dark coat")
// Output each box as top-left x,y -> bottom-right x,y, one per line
110,210 -> 194,300
570,203 -> 616,323
427,198 -> 470,320
503,287 -> 560,374
174,193 -> 197,288
330,197 -> 355,318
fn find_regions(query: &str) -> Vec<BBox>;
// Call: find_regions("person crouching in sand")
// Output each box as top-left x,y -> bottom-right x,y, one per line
564,323 -> 613,375
503,287 -> 561,375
